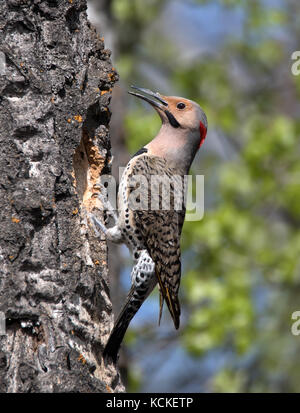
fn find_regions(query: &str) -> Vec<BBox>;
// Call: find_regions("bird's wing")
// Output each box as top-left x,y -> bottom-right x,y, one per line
127,154 -> 186,329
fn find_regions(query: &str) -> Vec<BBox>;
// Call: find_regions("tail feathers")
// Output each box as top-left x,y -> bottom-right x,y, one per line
103,318 -> 130,364
155,269 -> 181,330
158,292 -> 164,326
165,290 -> 181,330
102,287 -> 142,364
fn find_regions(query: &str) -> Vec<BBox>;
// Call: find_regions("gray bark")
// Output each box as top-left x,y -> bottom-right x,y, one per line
0,0 -> 123,392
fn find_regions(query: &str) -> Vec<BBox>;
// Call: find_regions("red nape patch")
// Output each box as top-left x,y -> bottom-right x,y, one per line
199,121 -> 207,147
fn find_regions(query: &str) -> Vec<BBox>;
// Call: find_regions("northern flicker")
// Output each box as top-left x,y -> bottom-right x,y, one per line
92,86 -> 208,363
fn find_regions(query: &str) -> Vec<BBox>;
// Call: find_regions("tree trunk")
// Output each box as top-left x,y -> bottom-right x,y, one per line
88,0 -> 133,385
0,0 -> 123,393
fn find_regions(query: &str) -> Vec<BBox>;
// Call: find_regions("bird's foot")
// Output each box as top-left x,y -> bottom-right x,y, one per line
89,214 -> 109,240
94,183 -> 118,225
89,214 -> 123,243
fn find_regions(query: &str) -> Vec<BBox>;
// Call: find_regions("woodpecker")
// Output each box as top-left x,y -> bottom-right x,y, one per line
92,86 -> 208,363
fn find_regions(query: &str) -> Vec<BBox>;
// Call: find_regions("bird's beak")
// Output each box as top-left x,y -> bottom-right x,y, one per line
128,86 -> 168,110
128,86 -> 181,128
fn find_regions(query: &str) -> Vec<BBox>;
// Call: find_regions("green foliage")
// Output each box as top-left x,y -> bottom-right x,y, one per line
212,368 -> 247,393
124,110 -> 160,154
127,363 -> 143,392
178,1 -> 300,392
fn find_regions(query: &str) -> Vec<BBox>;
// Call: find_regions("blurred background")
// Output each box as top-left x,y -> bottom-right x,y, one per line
87,0 -> 300,392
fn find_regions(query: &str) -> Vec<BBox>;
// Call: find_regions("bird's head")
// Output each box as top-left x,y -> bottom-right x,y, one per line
129,86 -> 208,172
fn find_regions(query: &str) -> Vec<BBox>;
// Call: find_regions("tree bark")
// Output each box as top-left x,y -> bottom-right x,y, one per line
0,0 -> 123,392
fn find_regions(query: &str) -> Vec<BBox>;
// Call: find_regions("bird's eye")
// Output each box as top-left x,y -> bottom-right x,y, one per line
177,102 -> 185,110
